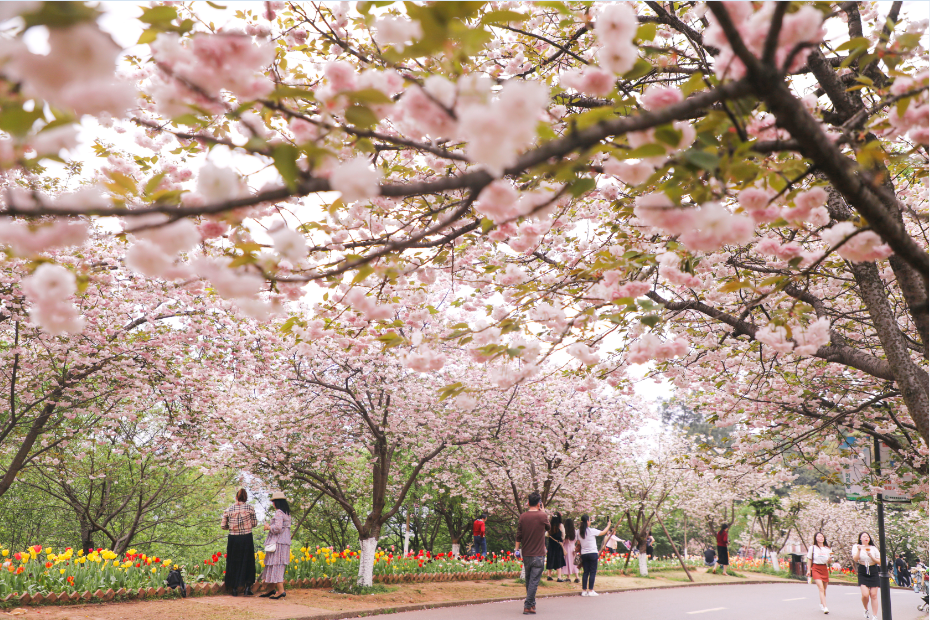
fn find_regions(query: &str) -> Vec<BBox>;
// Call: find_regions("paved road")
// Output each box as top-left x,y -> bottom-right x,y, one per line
379,582 -> 924,620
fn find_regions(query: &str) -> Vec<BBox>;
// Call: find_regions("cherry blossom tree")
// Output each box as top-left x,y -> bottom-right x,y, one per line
0,1 -> 925,493
459,379 -> 633,528
214,319 -> 525,587
0,240 -> 250,502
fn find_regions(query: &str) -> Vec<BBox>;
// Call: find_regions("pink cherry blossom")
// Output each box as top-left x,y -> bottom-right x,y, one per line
641,86 -> 683,110
603,159 -> 654,186
560,67 -> 615,96
821,222 -> 893,262
474,181 -> 520,224
21,263 -> 85,335
330,157 -> 381,203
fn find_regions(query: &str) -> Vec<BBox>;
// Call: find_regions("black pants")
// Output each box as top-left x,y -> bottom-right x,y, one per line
581,553 -> 599,590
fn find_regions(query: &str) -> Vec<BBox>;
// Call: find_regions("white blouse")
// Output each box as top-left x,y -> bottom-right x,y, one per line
852,544 -> 880,566
807,545 -> 831,565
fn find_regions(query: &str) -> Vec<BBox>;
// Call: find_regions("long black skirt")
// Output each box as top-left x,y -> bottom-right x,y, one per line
546,537 -> 566,570
717,545 -> 729,566
224,533 -> 256,592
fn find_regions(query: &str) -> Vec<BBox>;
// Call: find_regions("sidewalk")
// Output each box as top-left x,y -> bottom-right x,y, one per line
1,570 -> 791,620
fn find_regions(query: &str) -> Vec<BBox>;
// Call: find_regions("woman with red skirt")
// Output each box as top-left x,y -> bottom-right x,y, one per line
807,532 -> 833,614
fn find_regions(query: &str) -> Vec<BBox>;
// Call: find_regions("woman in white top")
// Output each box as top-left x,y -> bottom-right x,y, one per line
852,531 -> 881,620
577,514 -> 611,597
806,532 -> 832,614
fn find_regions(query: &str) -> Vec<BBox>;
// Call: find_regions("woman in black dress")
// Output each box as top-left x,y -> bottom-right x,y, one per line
853,531 -> 881,619
545,511 -> 566,581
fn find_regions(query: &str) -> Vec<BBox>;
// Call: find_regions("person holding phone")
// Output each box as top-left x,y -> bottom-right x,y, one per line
577,514 -> 611,597
853,531 -> 881,619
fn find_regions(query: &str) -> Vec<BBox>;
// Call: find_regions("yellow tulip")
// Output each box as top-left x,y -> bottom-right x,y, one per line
1,550 -> 7,557
60,569 -> 65,574
151,567 -> 157,573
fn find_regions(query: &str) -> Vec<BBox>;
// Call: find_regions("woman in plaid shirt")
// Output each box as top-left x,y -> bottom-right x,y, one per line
221,488 -> 258,596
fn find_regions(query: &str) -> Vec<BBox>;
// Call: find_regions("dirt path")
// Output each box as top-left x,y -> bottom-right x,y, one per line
2,571 -> 791,620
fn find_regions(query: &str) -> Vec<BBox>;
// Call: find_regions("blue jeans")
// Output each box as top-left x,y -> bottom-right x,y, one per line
523,555 -> 544,608
473,535 -> 487,557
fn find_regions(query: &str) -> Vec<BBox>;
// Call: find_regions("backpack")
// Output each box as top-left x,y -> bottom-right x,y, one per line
166,568 -> 187,598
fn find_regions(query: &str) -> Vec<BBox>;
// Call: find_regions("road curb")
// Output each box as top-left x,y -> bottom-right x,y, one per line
282,577 -> 796,620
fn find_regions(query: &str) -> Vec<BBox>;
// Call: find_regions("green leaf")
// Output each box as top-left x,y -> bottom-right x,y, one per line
351,264 -> 375,284
0,105 -> 45,136
568,177 -> 597,197
205,1 -> 227,8
654,125 -> 683,147
346,88 -> 393,106
683,149 -> 720,171
622,58 -> 653,81
719,280 -> 750,293
139,5 -> 178,24
271,143 -> 301,191
835,37 -> 871,52
271,85 -> 316,101
22,1 -> 98,29
481,218 -> 494,234
626,143 -> 667,159
143,173 -> 167,197
681,71 -> 706,96
636,23 -> 657,42
138,28 -> 159,45
345,105 -> 379,128
639,314 -> 661,328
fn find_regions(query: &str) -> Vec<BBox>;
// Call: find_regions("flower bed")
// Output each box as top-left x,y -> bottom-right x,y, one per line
0,546 -> 175,599
0,545 -> 524,606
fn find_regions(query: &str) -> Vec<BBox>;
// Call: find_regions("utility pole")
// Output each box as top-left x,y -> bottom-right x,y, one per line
874,436 -> 893,620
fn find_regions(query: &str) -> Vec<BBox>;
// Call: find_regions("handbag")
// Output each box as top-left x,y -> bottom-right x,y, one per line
264,540 -> 277,554
573,539 -> 582,567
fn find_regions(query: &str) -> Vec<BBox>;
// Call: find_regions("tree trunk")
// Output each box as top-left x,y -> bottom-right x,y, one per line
769,548 -> 779,572
638,549 -> 649,576
657,513 -> 692,582
451,542 -> 460,558
357,536 -> 379,587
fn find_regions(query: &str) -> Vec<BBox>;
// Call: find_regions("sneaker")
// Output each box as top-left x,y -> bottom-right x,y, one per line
574,578 -> 579,583
823,607 -> 829,615
581,591 -> 588,597
588,591 -> 599,597
864,611 -> 871,620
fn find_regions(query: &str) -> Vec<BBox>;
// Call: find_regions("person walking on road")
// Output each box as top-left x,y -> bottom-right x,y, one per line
578,514 -> 611,597
561,518 -> 579,583
259,492 -> 292,600
221,488 -> 258,596
472,514 -> 487,558
515,491 -> 550,615
853,531 -> 881,619
806,531 -> 832,614
545,511 -> 566,581
895,554 -> 911,588
715,523 -> 730,576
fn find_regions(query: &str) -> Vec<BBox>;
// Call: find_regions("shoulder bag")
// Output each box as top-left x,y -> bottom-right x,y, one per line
264,539 -> 277,554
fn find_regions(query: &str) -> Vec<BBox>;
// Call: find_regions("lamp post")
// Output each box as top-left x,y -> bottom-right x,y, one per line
874,436 -> 893,620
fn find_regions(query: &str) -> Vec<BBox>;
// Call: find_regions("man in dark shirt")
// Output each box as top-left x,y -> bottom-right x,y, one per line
895,554 -> 911,587
515,491 -> 549,615
703,547 -> 717,571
